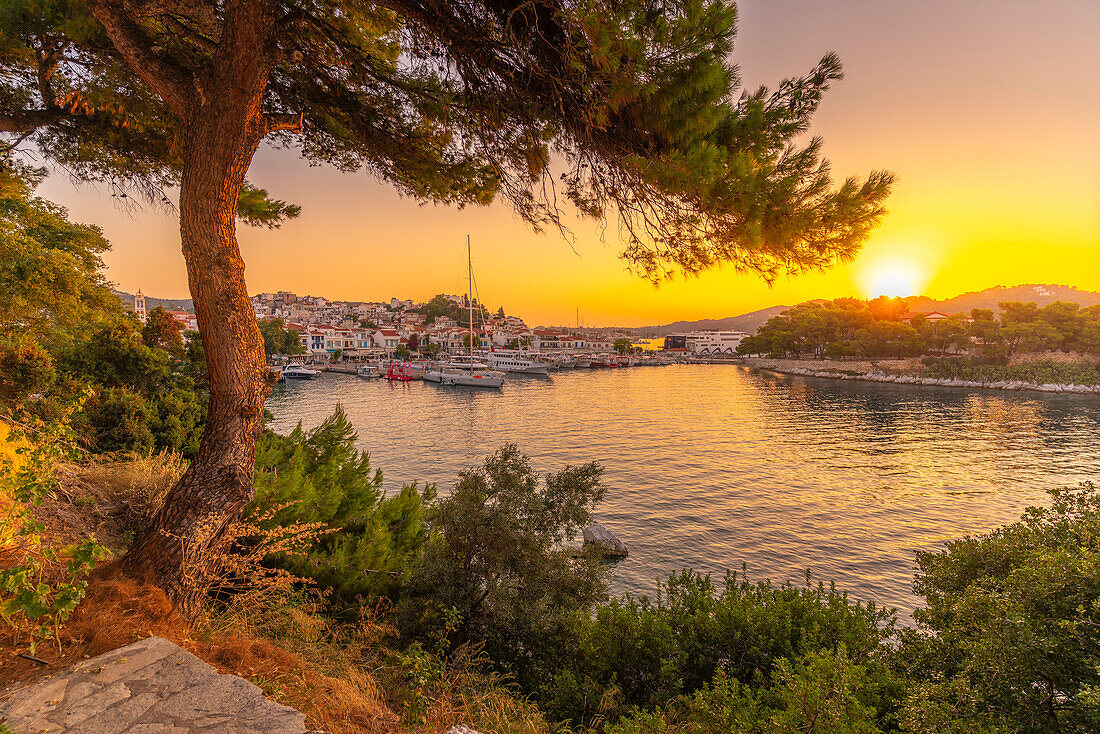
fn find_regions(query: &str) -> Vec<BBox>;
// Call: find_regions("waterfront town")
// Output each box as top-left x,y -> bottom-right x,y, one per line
129,289 -> 751,359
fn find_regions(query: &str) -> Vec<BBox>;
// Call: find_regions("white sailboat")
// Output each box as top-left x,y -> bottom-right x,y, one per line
438,237 -> 504,389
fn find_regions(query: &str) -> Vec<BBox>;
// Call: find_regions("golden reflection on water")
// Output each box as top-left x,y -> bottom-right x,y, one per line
267,365 -> 1100,617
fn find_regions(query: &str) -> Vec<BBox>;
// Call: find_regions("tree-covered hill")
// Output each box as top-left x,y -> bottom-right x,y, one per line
113,290 -> 195,314
904,284 -> 1100,314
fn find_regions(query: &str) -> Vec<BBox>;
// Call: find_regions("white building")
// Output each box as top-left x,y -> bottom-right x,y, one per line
133,290 -> 147,323
688,331 -> 748,355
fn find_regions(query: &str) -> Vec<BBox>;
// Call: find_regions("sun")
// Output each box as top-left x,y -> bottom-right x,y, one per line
858,257 -> 928,299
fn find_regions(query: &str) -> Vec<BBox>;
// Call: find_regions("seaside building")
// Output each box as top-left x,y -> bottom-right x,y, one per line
687,331 -> 748,355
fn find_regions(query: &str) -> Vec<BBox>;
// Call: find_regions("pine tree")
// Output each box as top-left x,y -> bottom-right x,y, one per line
0,0 -> 893,599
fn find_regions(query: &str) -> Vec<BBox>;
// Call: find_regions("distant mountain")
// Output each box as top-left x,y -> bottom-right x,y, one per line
113,290 -> 195,313
903,284 -> 1100,314
653,305 -> 790,335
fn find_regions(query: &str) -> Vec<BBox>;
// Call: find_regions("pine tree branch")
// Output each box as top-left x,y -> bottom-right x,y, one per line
82,0 -> 196,117
0,109 -> 62,133
263,112 -> 302,134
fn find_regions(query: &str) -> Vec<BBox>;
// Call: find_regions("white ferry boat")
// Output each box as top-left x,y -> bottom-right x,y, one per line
485,351 -> 550,375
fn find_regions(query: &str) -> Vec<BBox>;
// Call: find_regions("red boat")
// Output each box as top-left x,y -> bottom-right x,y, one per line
385,363 -> 414,381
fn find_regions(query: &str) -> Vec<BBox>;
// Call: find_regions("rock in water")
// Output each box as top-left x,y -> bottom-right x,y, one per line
583,523 -> 629,558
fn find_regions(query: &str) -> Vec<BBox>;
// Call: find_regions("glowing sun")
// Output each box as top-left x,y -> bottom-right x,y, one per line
858,257 -> 929,299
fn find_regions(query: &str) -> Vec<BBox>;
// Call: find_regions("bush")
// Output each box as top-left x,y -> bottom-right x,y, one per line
896,483 -> 1100,733
397,444 -> 608,690
538,570 -> 899,728
920,357 -> 1100,385
0,338 -> 55,406
249,405 -> 431,603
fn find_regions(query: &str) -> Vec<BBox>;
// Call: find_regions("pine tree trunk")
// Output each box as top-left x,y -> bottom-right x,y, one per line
119,11 -> 277,603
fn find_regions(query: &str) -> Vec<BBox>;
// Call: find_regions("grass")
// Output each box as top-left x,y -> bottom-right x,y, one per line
0,452 -> 550,734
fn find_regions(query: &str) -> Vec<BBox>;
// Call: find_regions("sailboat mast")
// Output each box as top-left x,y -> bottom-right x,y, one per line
467,235 -> 473,364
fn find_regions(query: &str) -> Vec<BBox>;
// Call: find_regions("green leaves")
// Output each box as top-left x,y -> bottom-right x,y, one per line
0,412 -> 109,654
248,405 -> 429,602
236,183 -> 303,229
398,444 -> 608,689
899,483 -> 1100,733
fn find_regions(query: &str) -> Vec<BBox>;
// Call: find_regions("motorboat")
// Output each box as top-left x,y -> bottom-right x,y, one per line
384,363 -> 415,381
356,365 -> 381,379
282,364 -> 320,379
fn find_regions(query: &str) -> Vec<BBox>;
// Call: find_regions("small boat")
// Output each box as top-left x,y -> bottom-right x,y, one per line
356,365 -> 381,379
282,364 -> 320,379
384,363 -> 414,381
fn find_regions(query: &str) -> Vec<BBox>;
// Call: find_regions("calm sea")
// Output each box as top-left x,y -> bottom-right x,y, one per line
266,364 -> 1100,616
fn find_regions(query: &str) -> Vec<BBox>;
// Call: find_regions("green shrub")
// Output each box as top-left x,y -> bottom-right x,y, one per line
249,405 -> 431,603
920,357 -> 1100,385
397,444 -> 608,691
538,570 -> 898,727
896,483 -> 1100,734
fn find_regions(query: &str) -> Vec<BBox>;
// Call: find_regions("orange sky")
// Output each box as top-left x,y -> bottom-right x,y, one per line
39,0 -> 1100,326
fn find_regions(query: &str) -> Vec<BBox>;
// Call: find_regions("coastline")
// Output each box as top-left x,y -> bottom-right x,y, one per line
736,357 -> 1100,395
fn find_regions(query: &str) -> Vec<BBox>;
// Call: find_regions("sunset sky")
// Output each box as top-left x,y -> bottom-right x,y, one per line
40,0 -> 1100,327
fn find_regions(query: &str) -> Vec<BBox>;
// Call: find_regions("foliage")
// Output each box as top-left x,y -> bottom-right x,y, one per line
537,570 -> 898,728
398,444 -> 608,689
258,318 -> 305,357
0,160 -> 120,349
141,305 -> 183,353
919,357 -> 1100,386
0,402 -> 108,653
415,294 -> 486,328
614,338 -> 635,355
250,406 -> 432,603
61,320 -> 206,456
0,167 -> 207,456
607,650 -> 886,734
4,0 -> 892,279
739,297 -> 1100,360
896,484 -> 1100,734
0,336 -> 55,406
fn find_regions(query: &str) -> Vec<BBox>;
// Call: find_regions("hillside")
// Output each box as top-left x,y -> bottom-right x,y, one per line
114,290 -> 195,313
903,284 -> 1100,314
652,305 -> 790,335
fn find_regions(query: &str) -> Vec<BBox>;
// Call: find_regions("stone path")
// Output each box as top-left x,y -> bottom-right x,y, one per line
0,636 -> 307,733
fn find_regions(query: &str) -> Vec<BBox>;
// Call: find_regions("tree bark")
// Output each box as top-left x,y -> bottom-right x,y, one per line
119,3 -> 279,604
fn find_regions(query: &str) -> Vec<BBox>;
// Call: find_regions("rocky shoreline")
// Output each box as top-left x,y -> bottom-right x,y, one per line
738,359 -> 1100,395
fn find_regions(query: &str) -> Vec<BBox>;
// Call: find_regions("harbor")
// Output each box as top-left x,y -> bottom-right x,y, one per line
266,361 -> 1100,617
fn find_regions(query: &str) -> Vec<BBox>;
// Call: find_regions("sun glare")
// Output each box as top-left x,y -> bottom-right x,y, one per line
858,257 -> 928,299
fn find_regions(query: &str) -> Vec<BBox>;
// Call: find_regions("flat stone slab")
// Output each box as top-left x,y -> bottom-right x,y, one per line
0,636 -> 306,733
